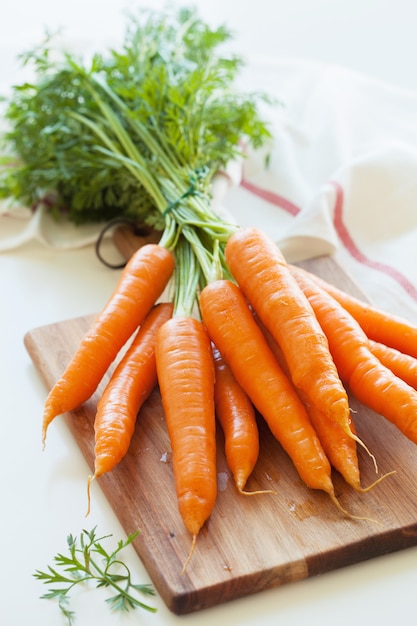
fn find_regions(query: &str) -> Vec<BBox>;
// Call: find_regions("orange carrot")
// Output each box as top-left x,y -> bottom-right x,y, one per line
155,316 -> 217,571
291,265 -> 417,446
254,313 -> 363,491
90,302 -> 173,482
225,227 -> 354,440
200,278 -> 349,511
302,404 -> 362,488
212,343 -> 271,495
291,264 -> 417,358
42,243 -> 175,445
368,339 -> 417,389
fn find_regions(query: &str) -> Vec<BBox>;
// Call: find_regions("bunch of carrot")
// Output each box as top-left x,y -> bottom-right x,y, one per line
42,225 -> 417,570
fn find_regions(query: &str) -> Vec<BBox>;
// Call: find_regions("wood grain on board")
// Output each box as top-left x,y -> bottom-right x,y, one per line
24,227 -> 417,615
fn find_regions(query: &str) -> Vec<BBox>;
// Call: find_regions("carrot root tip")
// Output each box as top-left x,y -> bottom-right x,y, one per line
355,470 -> 396,493
41,424 -> 49,450
328,489 -> 381,526
238,487 -> 277,496
181,534 -> 197,576
349,432 -> 379,474
85,474 -> 96,518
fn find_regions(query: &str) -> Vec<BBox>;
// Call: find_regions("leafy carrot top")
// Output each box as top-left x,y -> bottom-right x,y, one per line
1,5 -> 273,314
0,6 -> 272,227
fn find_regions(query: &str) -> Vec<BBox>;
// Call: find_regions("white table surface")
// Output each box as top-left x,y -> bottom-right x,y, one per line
2,2 -> 417,625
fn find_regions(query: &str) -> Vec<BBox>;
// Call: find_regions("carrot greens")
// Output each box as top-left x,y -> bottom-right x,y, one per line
1,5 -> 271,311
0,6 -> 272,225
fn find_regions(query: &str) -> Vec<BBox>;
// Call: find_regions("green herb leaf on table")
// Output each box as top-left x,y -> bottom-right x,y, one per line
33,527 -> 156,625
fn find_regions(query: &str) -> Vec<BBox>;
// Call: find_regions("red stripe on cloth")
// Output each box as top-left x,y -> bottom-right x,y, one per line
240,176 -> 417,302
331,180 -> 417,302
240,178 -> 301,216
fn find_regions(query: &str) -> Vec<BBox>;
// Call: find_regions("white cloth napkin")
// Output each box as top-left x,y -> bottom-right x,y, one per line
225,58 -> 417,321
2,57 -> 417,322
0,201 -> 105,250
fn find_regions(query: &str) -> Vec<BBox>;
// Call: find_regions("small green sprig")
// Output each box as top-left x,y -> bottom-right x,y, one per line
33,527 -> 156,625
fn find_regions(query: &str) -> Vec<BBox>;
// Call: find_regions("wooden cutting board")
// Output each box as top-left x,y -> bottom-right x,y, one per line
24,230 -> 417,615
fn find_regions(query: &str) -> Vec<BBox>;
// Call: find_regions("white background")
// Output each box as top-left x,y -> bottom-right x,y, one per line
2,2 -> 417,626
3,0 -> 417,93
